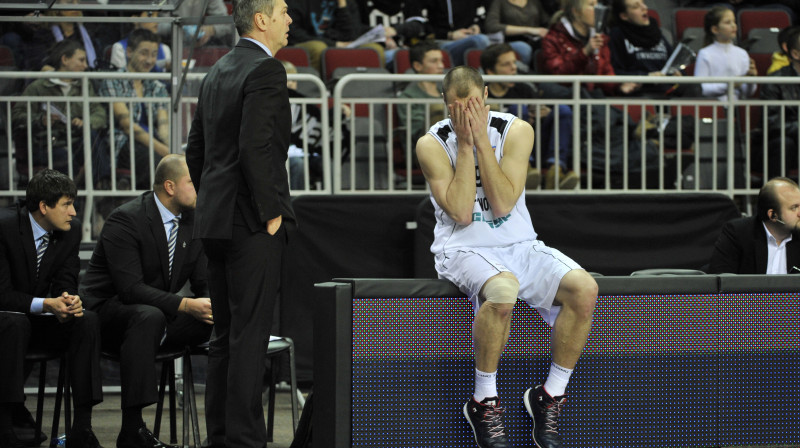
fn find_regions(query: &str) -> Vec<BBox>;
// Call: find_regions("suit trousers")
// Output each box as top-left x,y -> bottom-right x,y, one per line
0,311 -> 103,407
202,223 -> 286,448
98,301 -> 212,408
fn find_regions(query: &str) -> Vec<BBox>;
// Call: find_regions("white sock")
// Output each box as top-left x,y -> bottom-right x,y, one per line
473,369 -> 498,402
543,362 -> 573,397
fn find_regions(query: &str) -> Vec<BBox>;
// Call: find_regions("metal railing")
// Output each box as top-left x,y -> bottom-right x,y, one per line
2,70 -> 799,239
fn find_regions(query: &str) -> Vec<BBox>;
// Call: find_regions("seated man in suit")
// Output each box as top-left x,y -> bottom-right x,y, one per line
710,177 -> 800,274
0,169 -> 103,448
81,155 -> 212,448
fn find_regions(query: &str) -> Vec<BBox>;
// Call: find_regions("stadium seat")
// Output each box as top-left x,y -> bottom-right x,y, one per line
0,45 -> 14,67
321,47 -> 381,83
674,8 -> 707,42
743,27 -> 781,54
184,46 -> 230,67
648,9 -> 661,26
681,27 -> 705,54
750,52 -> 773,77
737,9 -> 791,42
465,49 -> 482,69
276,46 -> 311,67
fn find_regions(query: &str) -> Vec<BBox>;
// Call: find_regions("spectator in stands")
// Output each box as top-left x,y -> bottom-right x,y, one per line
21,0 -> 101,71
541,0 -> 639,95
759,27 -> 800,179
481,43 -> 576,190
157,0 -> 235,48
12,39 -> 108,181
608,0 -> 686,95
767,25 -> 799,74
287,0 -> 386,74
0,169 -> 103,448
282,60 -> 324,189
110,11 -> 172,72
397,42 -> 446,146
694,6 -> 757,101
484,0 -> 550,70
98,29 -> 170,190
81,154 -> 211,448
709,177 -> 800,274
403,0 -> 490,67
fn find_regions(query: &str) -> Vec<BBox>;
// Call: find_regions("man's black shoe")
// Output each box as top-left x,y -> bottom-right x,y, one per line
65,428 -> 103,448
0,430 -> 26,448
523,385 -> 567,448
11,406 -> 47,447
116,427 -> 177,448
462,396 -> 511,448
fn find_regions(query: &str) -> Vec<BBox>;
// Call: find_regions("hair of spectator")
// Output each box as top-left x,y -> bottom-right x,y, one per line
45,39 -> 85,70
480,43 -> 514,73
757,177 -> 800,222
234,0 -> 276,37
409,41 -> 441,71
128,28 -> 161,52
703,5 -> 731,47
783,26 -> 800,55
25,169 -> 77,213
153,154 -> 187,193
610,0 -> 631,27
551,0 -> 588,26
442,66 -> 484,104
280,59 -> 297,74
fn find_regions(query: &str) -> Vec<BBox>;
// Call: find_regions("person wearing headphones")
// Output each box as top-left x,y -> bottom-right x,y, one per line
709,177 -> 800,274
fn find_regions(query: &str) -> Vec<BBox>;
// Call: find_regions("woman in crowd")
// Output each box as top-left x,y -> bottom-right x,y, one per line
541,0 -> 638,95
608,0 -> 683,95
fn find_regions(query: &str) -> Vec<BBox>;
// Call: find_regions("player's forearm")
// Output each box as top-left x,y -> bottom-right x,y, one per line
443,153 -> 478,225
475,147 -> 518,217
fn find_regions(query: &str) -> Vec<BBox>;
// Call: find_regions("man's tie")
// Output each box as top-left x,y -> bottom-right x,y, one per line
36,233 -> 49,277
167,218 -> 179,278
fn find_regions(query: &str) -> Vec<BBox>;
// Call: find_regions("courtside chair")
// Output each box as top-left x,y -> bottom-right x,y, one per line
25,348 -> 71,447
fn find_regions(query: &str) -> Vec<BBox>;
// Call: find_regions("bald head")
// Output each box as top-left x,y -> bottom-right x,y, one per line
153,154 -> 188,193
442,66 -> 485,105
758,177 -> 800,222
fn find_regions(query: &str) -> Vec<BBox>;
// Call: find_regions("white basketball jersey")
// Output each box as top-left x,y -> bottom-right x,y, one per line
428,111 -> 537,255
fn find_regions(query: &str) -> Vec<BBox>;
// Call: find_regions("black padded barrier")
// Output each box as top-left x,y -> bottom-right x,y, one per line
315,276 -> 800,448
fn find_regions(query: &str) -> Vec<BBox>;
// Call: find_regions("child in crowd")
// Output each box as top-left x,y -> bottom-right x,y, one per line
694,6 -> 757,101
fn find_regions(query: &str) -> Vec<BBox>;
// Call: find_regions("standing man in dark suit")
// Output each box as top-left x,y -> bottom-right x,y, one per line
80,155 -> 212,448
0,170 -> 103,448
185,0 -> 295,447
710,177 -> 800,274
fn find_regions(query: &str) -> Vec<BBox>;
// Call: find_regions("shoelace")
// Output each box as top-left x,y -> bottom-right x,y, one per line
543,399 -> 566,435
481,404 -> 507,439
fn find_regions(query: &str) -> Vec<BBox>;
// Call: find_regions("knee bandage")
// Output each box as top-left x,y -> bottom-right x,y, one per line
480,277 -> 520,304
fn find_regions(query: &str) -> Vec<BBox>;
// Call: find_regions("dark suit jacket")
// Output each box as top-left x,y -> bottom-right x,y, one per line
0,205 -> 81,313
80,192 -> 208,316
186,39 -> 296,239
709,216 -> 800,274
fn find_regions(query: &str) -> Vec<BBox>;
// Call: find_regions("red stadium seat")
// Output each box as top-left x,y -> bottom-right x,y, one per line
184,46 -> 230,67
648,9 -> 661,26
0,45 -> 14,66
737,9 -> 791,42
394,48 -> 412,74
276,46 -> 311,67
674,8 -> 707,41
321,47 -> 381,82
465,49 -> 482,69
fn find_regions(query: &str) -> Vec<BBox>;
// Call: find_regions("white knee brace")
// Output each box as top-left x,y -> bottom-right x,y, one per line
480,276 -> 520,304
